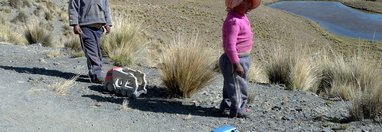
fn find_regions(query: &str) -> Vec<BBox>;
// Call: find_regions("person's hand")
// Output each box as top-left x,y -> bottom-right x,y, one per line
104,25 -> 111,34
233,63 -> 244,77
73,25 -> 82,34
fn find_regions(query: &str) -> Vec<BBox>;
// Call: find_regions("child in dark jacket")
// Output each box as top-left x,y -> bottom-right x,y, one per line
219,0 -> 261,118
69,0 -> 112,83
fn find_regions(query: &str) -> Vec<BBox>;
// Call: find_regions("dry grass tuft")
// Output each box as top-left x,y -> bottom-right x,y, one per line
262,44 -> 292,86
122,99 -> 131,111
350,84 -> 382,121
318,53 -> 381,100
50,75 -> 79,96
44,11 -> 53,21
24,21 -> 53,47
253,41 -> 321,92
0,24 -> 26,45
158,35 -> 217,98
248,60 -> 269,83
11,11 -> 27,23
290,56 -> 320,92
64,35 -> 84,58
59,10 -> 68,22
46,50 -> 62,58
101,15 -> 147,66
349,62 -> 382,121
8,0 -> 30,8
62,25 -> 72,37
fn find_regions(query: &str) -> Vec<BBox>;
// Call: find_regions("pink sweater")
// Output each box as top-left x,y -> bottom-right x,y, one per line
222,11 -> 253,64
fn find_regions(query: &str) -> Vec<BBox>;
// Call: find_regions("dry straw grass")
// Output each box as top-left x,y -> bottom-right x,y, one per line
318,52 -> 381,100
46,50 -> 62,58
50,75 -> 79,95
101,15 -> 147,66
290,56 -> 320,92
158,35 -> 217,98
349,58 -> 382,120
350,85 -> 382,121
314,50 -> 382,120
248,59 -> 269,84
254,42 -> 320,92
0,24 -> 26,45
8,0 -> 31,8
65,35 -> 84,58
24,21 -> 53,47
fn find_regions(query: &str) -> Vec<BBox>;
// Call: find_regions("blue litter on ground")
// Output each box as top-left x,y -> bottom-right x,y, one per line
212,125 -> 238,132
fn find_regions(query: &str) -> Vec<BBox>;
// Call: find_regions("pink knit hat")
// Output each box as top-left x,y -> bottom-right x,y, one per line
225,0 -> 243,9
226,0 -> 262,10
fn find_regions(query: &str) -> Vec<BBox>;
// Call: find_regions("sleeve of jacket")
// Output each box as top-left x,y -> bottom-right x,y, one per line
104,0 -> 113,26
223,18 -> 240,64
68,0 -> 79,26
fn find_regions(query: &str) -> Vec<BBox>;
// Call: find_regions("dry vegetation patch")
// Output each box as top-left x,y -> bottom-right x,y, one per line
158,35 -> 217,98
24,21 -> 53,47
0,24 -> 26,45
64,35 -> 84,58
101,15 -> 147,66
50,75 -> 79,96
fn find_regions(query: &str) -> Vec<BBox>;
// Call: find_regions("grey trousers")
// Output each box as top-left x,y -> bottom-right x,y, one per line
79,26 -> 104,79
219,54 -> 250,115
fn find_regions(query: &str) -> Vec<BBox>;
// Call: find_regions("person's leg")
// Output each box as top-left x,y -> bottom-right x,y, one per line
219,54 -> 242,116
80,27 -> 104,82
219,54 -> 230,111
237,55 -> 250,115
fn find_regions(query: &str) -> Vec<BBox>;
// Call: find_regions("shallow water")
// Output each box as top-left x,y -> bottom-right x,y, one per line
269,1 -> 382,41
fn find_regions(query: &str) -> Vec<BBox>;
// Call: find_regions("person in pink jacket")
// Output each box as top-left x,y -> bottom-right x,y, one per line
219,0 -> 261,118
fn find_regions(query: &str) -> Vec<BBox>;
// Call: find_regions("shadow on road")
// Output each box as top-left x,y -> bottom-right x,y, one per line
84,85 -> 225,118
0,65 -> 90,83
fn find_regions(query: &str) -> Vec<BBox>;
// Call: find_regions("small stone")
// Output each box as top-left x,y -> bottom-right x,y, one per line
272,106 -> 282,111
296,108 -> 303,112
53,62 -> 60,66
184,114 -> 192,120
281,116 -> 294,121
39,58 -> 46,63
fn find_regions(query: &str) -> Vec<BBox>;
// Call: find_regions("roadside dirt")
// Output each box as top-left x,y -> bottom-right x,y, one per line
3,43 -> 381,131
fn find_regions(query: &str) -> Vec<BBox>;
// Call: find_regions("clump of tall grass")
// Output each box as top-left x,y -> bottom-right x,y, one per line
350,83 -> 382,121
158,35 -> 216,98
262,45 -> 292,86
11,11 -> 27,23
318,53 -> 353,99
348,57 -> 382,120
316,51 -> 382,121
8,0 -> 31,8
0,24 -> 26,45
318,53 -> 381,100
101,15 -> 146,66
46,50 -> 62,58
64,36 -> 84,58
290,56 -> 320,92
248,59 -> 269,84
50,75 -> 79,96
255,42 -> 320,92
24,21 -> 53,47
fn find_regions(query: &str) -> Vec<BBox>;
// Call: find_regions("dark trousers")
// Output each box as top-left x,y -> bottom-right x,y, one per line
219,54 -> 250,115
79,26 -> 104,79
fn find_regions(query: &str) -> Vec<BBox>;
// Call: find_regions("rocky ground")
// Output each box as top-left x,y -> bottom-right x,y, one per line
1,44 -> 381,131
